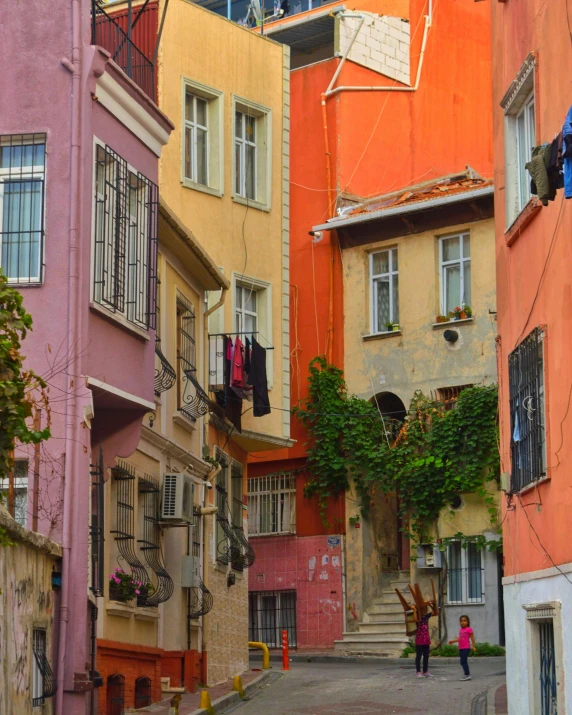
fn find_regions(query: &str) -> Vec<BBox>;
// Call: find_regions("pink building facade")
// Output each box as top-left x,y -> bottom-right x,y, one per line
0,2 -> 172,713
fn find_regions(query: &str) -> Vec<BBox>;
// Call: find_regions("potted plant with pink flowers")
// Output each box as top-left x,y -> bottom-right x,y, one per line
108,567 -> 145,603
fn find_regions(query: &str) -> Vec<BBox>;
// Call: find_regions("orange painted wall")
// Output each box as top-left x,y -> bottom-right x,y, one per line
251,0 -> 492,535
492,1 -> 572,577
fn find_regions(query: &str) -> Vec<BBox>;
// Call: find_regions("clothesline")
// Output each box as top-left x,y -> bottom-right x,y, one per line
209,331 -> 275,350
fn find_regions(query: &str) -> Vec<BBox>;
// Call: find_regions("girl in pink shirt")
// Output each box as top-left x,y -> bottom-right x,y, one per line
449,615 -> 476,681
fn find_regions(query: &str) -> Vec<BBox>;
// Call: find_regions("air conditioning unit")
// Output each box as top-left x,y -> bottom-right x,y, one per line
416,544 -> 442,569
161,473 -> 195,524
181,555 -> 200,589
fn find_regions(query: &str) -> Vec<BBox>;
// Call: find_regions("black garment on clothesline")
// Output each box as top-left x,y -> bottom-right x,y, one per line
247,338 -> 271,417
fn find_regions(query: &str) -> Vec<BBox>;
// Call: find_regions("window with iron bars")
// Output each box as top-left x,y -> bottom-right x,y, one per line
32,628 -> 57,707
93,143 -> 158,330
176,293 -> 209,420
249,590 -> 297,648
447,541 -> 484,604
509,328 -> 546,492
0,134 -> 46,284
434,385 -> 474,412
247,473 -> 296,536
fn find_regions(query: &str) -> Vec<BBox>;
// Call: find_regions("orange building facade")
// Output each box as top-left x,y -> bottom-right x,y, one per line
248,0 -> 494,651
491,1 -> 572,713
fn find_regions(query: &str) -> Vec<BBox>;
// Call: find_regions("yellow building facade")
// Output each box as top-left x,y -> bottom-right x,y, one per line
322,174 -> 503,653
156,0 -> 292,686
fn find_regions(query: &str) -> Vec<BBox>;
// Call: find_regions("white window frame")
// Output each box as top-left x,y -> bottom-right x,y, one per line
235,283 -> 258,336
232,96 -> 272,211
0,459 -> 29,528
232,273 -> 273,388
235,110 -> 257,201
502,53 -> 536,228
439,232 -> 471,315
181,78 -> 224,197
369,248 -> 399,333
0,134 -> 46,284
184,93 -> 209,187
516,93 -> 536,213
446,541 -> 484,605
247,473 -> 296,536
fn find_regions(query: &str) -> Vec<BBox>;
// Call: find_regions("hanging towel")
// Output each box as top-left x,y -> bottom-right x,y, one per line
247,338 -> 271,417
223,336 -> 242,432
563,106 -> 572,198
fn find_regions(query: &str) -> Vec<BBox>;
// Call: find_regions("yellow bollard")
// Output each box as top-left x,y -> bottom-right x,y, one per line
248,641 -> 270,669
233,674 -> 246,699
199,690 -> 215,715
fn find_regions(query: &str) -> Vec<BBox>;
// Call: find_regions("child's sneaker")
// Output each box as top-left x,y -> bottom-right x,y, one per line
460,676 -> 471,681
423,672 -> 434,678
416,672 -> 423,678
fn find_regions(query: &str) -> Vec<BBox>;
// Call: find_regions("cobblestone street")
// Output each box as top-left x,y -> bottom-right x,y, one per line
231,659 -> 506,715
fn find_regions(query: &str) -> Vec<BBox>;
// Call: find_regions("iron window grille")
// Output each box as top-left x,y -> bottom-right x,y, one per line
538,620 -> 558,715
138,476 -> 173,606
188,525 -> 214,619
110,462 -> 151,598
32,629 -> 57,706
154,277 -> 176,395
231,462 -> 255,569
93,143 -> 158,330
134,677 -> 152,709
90,447 -> 105,596
434,384 -> 474,412
247,473 -> 296,536
249,590 -> 297,649
509,327 -> 546,492
214,452 -> 244,567
446,541 -> 485,604
91,0 -> 155,101
177,294 -> 209,420
0,134 -> 46,284
106,674 -> 125,715
370,248 -> 399,333
0,459 -> 29,528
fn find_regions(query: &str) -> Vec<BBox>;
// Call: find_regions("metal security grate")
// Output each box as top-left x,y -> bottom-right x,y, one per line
247,473 -> 296,536
93,144 -> 158,329
0,134 -> 46,284
32,629 -> 57,706
138,476 -> 173,606
90,446 -> 105,596
188,525 -> 214,618
447,542 -> 484,604
107,674 -> 125,715
111,463 -> 151,596
249,590 -> 297,648
539,621 -> 558,715
154,278 -> 176,395
509,328 -> 546,491
134,676 -> 152,708
177,294 -> 209,420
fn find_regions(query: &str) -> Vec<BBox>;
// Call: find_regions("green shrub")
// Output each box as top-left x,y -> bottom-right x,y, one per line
431,642 -> 505,657
400,645 -> 416,658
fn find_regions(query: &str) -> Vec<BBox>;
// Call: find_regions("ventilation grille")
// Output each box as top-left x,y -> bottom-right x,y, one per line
163,474 -> 178,518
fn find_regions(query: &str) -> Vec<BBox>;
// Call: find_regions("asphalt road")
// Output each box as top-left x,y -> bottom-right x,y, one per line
230,658 -> 506,715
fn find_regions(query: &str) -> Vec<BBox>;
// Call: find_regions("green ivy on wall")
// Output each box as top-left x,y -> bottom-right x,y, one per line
294,356 -> 500,543
0,272 -> 50,544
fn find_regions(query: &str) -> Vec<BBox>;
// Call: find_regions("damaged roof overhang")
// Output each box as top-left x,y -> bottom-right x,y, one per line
262,7 -> 339,52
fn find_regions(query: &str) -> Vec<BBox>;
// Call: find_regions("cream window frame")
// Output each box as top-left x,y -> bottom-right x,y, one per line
232,96 -> 272,211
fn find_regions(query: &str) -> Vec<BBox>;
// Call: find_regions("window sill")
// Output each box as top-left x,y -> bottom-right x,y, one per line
232,194 -> 271,213
362,330 -> 402,342
182,178 -> 223,198
505,197 -> 542,247
446,601 -> 485,607
432,318 -> 474,330
106,601 -> 134,619
249,531 -> 297,538
516,475 -> 550,496
173,411 -> 197,433
135,607 -> 160,622
213,561 -> 229,574
90,302 -> 151,342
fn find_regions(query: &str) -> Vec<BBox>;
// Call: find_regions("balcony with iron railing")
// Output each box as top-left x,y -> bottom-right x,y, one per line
91,0 -> 155,101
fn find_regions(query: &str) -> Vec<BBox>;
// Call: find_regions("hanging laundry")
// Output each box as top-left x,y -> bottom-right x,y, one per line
247,338 -> 271,417
547,132 -> 564,191
563,106 -> 572,198
245,337 -> 252,377
223,336 -> 242,432
231,337 -> 245,388
526,144 -> 554,205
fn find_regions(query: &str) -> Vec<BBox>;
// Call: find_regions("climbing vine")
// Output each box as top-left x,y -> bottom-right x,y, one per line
0,272 -> 50,543
294,356 -> 500,543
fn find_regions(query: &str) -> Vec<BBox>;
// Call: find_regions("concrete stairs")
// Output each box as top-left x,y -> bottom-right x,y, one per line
334,571 -> 412,657
161,677 -> 185,695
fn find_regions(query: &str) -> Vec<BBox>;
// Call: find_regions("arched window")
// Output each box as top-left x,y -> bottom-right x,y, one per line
135,676 -> 152,708
107,674 -> 125,715
371,392 -> 407,439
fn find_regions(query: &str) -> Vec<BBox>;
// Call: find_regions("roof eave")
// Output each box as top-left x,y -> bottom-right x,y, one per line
311,185 -> 495,232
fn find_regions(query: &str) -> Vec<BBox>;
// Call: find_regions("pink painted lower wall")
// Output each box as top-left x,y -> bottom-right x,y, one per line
249,534 -> 344,649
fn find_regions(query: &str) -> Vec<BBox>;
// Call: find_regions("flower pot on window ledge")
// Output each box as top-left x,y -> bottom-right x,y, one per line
392,324 -> 400,332
109,585 -> 132,603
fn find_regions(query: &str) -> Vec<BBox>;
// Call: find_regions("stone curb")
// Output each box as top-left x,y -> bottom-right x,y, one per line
250,653 -> 506,666
188,670 -> 276,715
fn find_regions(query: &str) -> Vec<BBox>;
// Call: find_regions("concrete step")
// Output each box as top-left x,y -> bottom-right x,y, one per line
358,621 -> 407,635
161,677 -> 185,694
362,610 -> 403,625
339,631 -> 408,643
367,604 -> 405,616
334,637 -> 409,657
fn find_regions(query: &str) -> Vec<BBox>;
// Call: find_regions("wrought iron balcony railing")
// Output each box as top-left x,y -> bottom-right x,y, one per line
91,0 -> 155,101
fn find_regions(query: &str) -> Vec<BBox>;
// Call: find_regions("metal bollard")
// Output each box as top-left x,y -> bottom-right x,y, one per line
281,629 -> 290,671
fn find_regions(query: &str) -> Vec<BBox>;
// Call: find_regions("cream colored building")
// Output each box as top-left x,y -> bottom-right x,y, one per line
312,171 -> 503,654
156,0 -> 292,686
